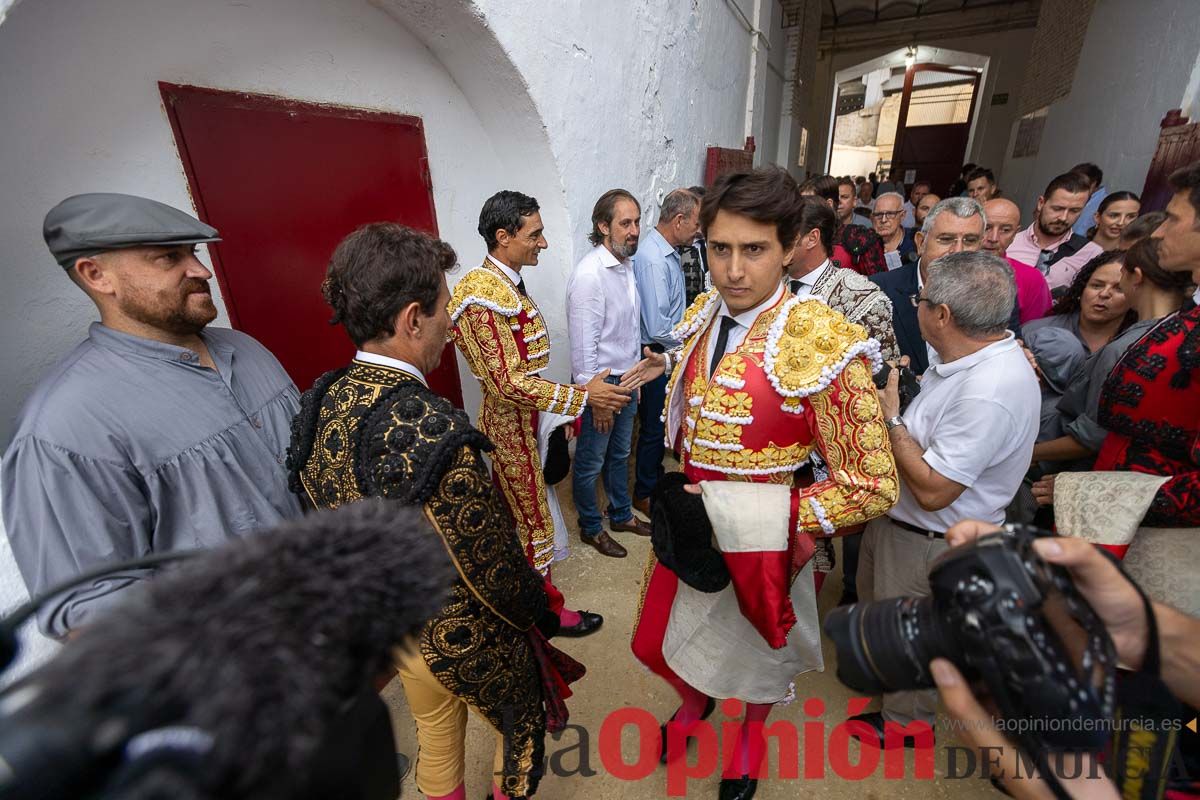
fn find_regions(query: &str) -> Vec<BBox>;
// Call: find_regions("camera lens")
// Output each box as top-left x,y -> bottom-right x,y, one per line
824,597 -> 961,694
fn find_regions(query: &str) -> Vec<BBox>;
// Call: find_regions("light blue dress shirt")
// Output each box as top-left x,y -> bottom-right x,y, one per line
631,228 -> 685,349
1073,185 -> 1107,237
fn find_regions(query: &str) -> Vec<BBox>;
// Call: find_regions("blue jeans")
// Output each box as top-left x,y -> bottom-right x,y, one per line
633,369 -> 668,501
573,375 -> 639,537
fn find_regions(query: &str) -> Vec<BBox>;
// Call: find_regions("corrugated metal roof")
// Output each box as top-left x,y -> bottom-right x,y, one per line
820,0 -> 1030,30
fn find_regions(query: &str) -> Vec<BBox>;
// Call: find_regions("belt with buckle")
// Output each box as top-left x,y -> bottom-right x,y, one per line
889,516 -> 946,539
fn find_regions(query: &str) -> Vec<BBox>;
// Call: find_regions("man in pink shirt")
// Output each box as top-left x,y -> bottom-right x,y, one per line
1005,171 -> 1102,294
983,197 -> 1053,324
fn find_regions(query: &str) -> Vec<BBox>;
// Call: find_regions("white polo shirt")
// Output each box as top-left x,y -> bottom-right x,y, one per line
890,333 -> 1039,530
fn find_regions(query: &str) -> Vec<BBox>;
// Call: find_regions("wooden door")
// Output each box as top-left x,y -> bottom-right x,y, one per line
1141,110 -> 1200,212
160,82 -> 464,405
891,65 -> 981,196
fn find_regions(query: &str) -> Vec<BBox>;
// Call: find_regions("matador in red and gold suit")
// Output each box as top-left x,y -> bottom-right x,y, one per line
450,247 -> 619,635
631,282 -> 898,793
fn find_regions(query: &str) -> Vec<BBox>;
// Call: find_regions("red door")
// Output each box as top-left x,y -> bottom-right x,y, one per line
160,82 -> 464,404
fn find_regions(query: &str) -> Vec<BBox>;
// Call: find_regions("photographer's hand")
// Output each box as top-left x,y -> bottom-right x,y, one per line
879,357 -> 903,419
931,658 -> 1119,800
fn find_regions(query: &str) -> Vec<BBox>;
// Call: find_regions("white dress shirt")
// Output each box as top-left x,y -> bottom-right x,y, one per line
890,333 -> 1040,530
355,350 -> 427,386
788,260 -> 830,298
707,283 -> 786,370
566,244 -> 642,384
486,253 -> 523,287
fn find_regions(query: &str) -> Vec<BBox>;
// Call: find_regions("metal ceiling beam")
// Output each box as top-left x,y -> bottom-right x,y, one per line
824,0 -> 1036,33
818,1 -> 1040,55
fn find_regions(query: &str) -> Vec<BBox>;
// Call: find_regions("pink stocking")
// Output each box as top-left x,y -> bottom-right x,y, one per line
427,783 -> 466,800
727,702 -> 773,778
558,608 -> 582,627
668,678 -> 711,727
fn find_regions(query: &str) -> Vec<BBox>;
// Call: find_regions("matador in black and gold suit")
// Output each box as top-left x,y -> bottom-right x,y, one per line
288,359 -> 581,798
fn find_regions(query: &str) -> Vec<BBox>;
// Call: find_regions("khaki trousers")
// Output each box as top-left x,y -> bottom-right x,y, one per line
395,648 -> 507,796
857,516 -> 950,726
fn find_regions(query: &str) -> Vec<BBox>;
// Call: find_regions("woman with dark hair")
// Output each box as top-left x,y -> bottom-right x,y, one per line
1031,238 -> 1192,469
1118,210 -> 1166,248
1024,249 -> 1133,354
1088,191 -> 1141,250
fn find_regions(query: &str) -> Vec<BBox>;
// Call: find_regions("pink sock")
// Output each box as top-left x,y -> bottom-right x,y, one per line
730,702 -> 773,777
427,783 -> 466,800
559,608 -> 582,627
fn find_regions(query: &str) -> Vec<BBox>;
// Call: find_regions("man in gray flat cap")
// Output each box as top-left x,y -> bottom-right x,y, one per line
1,193 -> 302,637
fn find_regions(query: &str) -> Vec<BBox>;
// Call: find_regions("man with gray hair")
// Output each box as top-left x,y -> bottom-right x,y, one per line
871,191 -> 915,269
847,250 -> 1040,747
871,197 -> 1023,373
631,188 -> 699,514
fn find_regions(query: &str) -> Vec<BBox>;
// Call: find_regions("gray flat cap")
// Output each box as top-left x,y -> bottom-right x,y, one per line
44,193 -> 220,269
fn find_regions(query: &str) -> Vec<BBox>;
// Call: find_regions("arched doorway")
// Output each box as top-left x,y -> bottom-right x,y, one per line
827,45 -> 989,194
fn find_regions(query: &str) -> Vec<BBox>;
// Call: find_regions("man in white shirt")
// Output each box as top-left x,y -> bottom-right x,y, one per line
567,189 -> 652,557
850,250 -> 1040,746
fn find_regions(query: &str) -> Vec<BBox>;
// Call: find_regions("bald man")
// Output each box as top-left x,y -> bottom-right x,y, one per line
984,198 -> 1052,324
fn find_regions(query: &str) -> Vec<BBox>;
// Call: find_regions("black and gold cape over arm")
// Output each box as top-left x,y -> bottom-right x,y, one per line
286,360 -> 550,796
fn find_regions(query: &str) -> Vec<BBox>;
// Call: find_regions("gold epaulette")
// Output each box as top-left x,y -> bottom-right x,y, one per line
764,296 -> 882,398
448,266 -> 522,324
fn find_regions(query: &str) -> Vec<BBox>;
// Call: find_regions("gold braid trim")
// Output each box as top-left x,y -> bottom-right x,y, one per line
448,265 -> 522,323
794,357 -> 899,533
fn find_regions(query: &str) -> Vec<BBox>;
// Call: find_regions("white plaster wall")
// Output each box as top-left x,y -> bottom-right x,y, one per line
473,0 -> 759,254
0,0 -> 567,677
0,0 -> 772,678
999,0 -> 1200,217
806,28 -> 1036,183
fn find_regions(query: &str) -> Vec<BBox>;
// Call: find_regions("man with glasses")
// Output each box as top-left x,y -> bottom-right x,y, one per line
849,250 -> 1040,748
871,198 -> 1023,374
871,192 -> 917,270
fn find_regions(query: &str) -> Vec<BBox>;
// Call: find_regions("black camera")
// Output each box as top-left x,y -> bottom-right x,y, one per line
824,525 -> 1116,752
872,362 -> 920,413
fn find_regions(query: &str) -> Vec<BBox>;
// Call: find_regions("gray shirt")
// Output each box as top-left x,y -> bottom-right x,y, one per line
2,323 -> 301,636
1058,318 -> 1159,453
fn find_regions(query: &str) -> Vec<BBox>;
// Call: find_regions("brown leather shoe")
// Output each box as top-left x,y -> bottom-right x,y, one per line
632,496 -> 651,517
610,516 -> 651,537
581,530 -> 627,558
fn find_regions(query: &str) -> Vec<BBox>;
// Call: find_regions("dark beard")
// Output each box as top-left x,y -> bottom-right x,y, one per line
1037,217 -> 1070,238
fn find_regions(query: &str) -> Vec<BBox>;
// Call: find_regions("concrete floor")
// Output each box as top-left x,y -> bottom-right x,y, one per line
383,475 -> 1000,799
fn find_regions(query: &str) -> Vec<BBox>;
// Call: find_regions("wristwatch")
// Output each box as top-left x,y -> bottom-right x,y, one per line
884,415 -> 906,431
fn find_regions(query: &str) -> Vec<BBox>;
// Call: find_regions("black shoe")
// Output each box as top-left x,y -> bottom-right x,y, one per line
659,696 -> 717,763
718,775 -> 757,800
846,711 -> 934,749
558,610 -> 604,637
